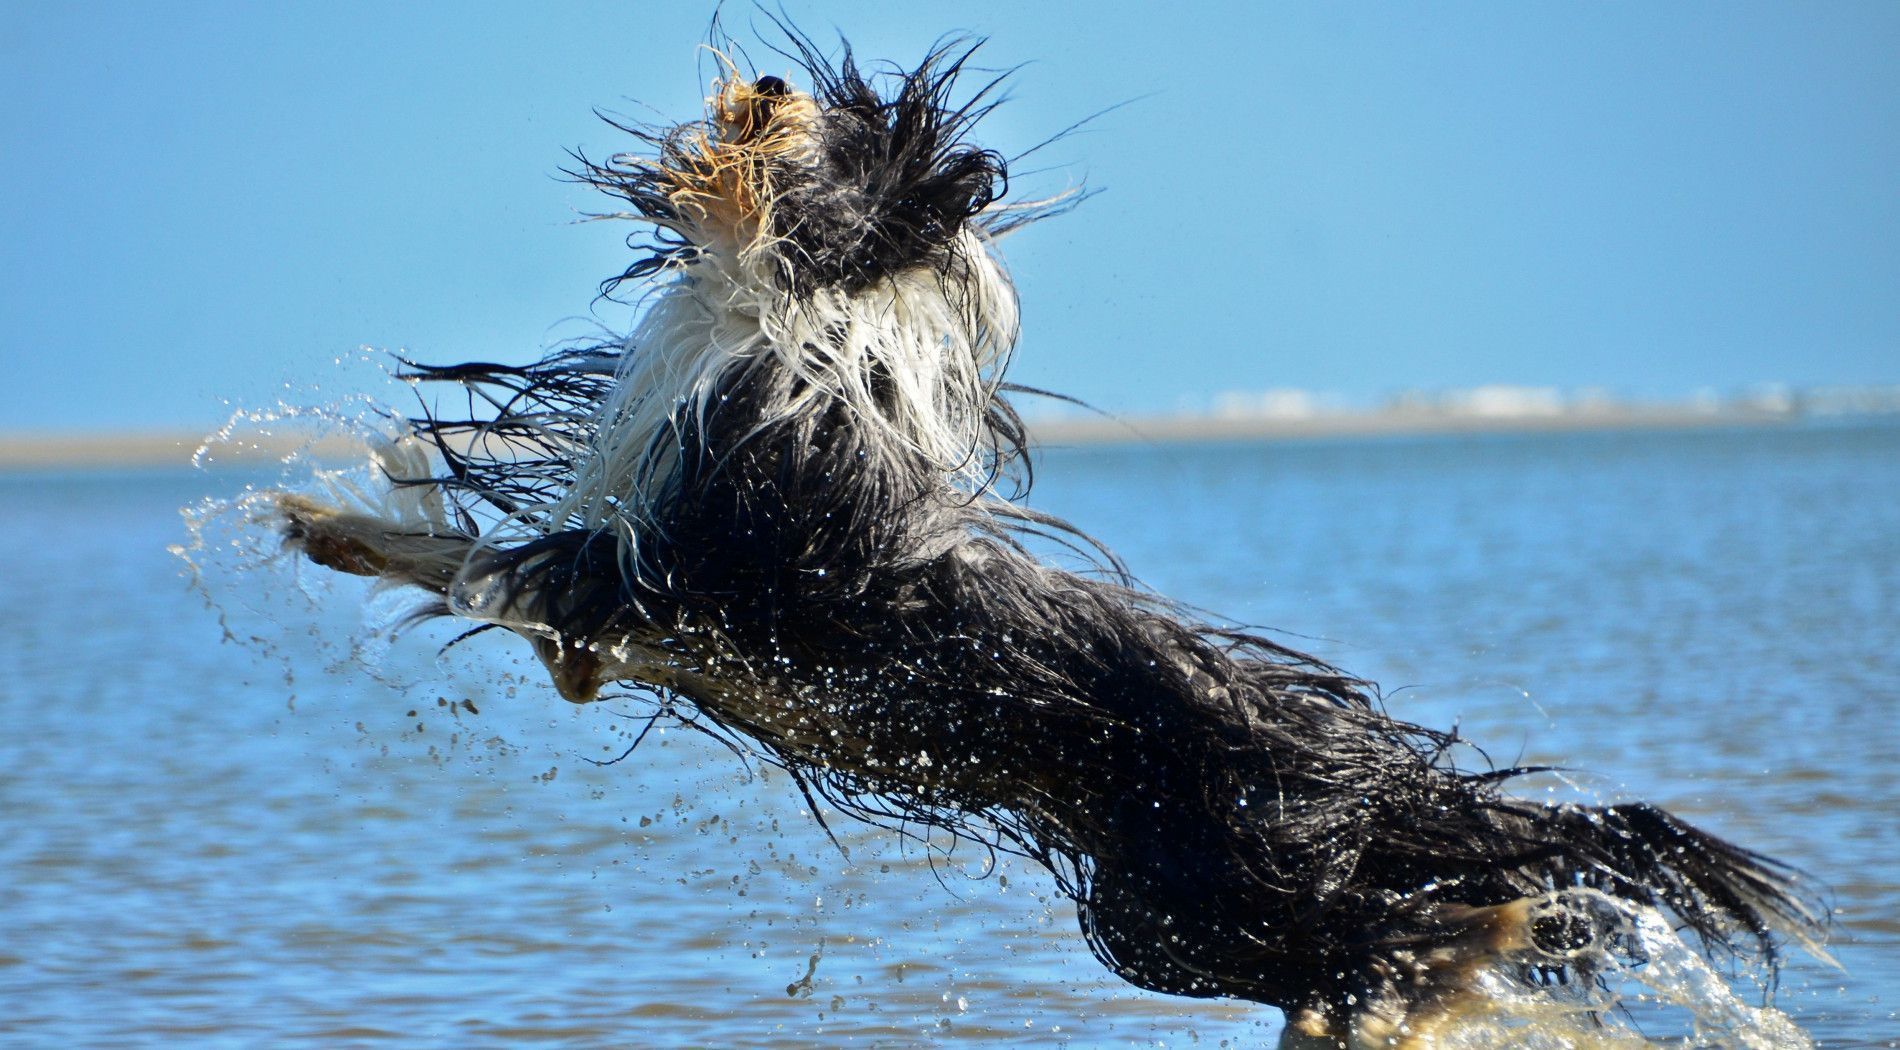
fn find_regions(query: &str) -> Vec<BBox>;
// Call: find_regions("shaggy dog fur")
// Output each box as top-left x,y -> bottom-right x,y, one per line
275,35 -> 1823,1045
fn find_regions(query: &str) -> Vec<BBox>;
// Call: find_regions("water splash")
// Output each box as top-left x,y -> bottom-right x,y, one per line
1416,890 -> 1811,1049
172,387 -> 550,723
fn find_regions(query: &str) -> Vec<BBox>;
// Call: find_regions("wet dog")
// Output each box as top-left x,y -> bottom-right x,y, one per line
274,35 -> 1823,1045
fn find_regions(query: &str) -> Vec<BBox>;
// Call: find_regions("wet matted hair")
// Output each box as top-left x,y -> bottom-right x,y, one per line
274,24 -> 1826,1044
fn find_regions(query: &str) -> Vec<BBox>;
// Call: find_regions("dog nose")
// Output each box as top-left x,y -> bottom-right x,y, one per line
754,75 -> 789,97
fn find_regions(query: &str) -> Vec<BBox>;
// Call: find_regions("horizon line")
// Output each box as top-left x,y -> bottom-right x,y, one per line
8,398 -> 1900,472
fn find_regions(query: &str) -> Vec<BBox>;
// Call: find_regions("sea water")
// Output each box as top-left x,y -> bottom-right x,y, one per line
1,422 -> 1895,1047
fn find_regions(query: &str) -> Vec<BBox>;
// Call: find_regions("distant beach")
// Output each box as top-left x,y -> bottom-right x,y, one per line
1027,400 -> 1805,446
6,392 -> 1898,471
0,431 -> 365,471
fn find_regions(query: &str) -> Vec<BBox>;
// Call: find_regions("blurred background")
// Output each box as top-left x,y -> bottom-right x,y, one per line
3,1 -> 1897,434
2,3 -> 1896,1047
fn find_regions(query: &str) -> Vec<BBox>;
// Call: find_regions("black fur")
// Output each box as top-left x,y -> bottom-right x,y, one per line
292,32 -> 1824,1032
571,36 -> 1014,298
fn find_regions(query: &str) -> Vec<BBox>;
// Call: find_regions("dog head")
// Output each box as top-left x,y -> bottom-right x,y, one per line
574,40 -> 1028,299
535,39 -> 1076,539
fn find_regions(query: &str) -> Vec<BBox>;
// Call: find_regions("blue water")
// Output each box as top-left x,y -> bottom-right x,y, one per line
1,422 -> 1895,1047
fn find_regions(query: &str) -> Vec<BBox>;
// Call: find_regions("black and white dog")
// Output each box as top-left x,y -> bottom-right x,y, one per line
276,36 -> 1822,1046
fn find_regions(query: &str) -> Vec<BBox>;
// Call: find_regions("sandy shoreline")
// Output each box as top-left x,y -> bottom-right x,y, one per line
1027,403 -> 1803,445
0,405 -> 1824,472
0,431 -> 368,471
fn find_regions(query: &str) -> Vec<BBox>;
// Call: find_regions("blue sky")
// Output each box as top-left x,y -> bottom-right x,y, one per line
3,2 -> 1896,431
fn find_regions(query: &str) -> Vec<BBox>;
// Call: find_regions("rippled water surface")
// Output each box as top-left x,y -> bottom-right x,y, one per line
2,423 -> 1896,1047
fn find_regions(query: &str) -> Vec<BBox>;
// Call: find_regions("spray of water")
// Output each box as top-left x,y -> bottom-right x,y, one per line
1398,890 -> 1811,1050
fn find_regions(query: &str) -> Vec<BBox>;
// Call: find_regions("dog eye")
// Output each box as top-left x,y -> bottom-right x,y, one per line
753,76 -> 789,98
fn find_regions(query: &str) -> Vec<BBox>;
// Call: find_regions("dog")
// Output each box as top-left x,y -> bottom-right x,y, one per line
273,34 -> 1824,1046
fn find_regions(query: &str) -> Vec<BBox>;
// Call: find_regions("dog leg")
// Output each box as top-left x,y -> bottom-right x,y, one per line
275,493 -> 474,594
